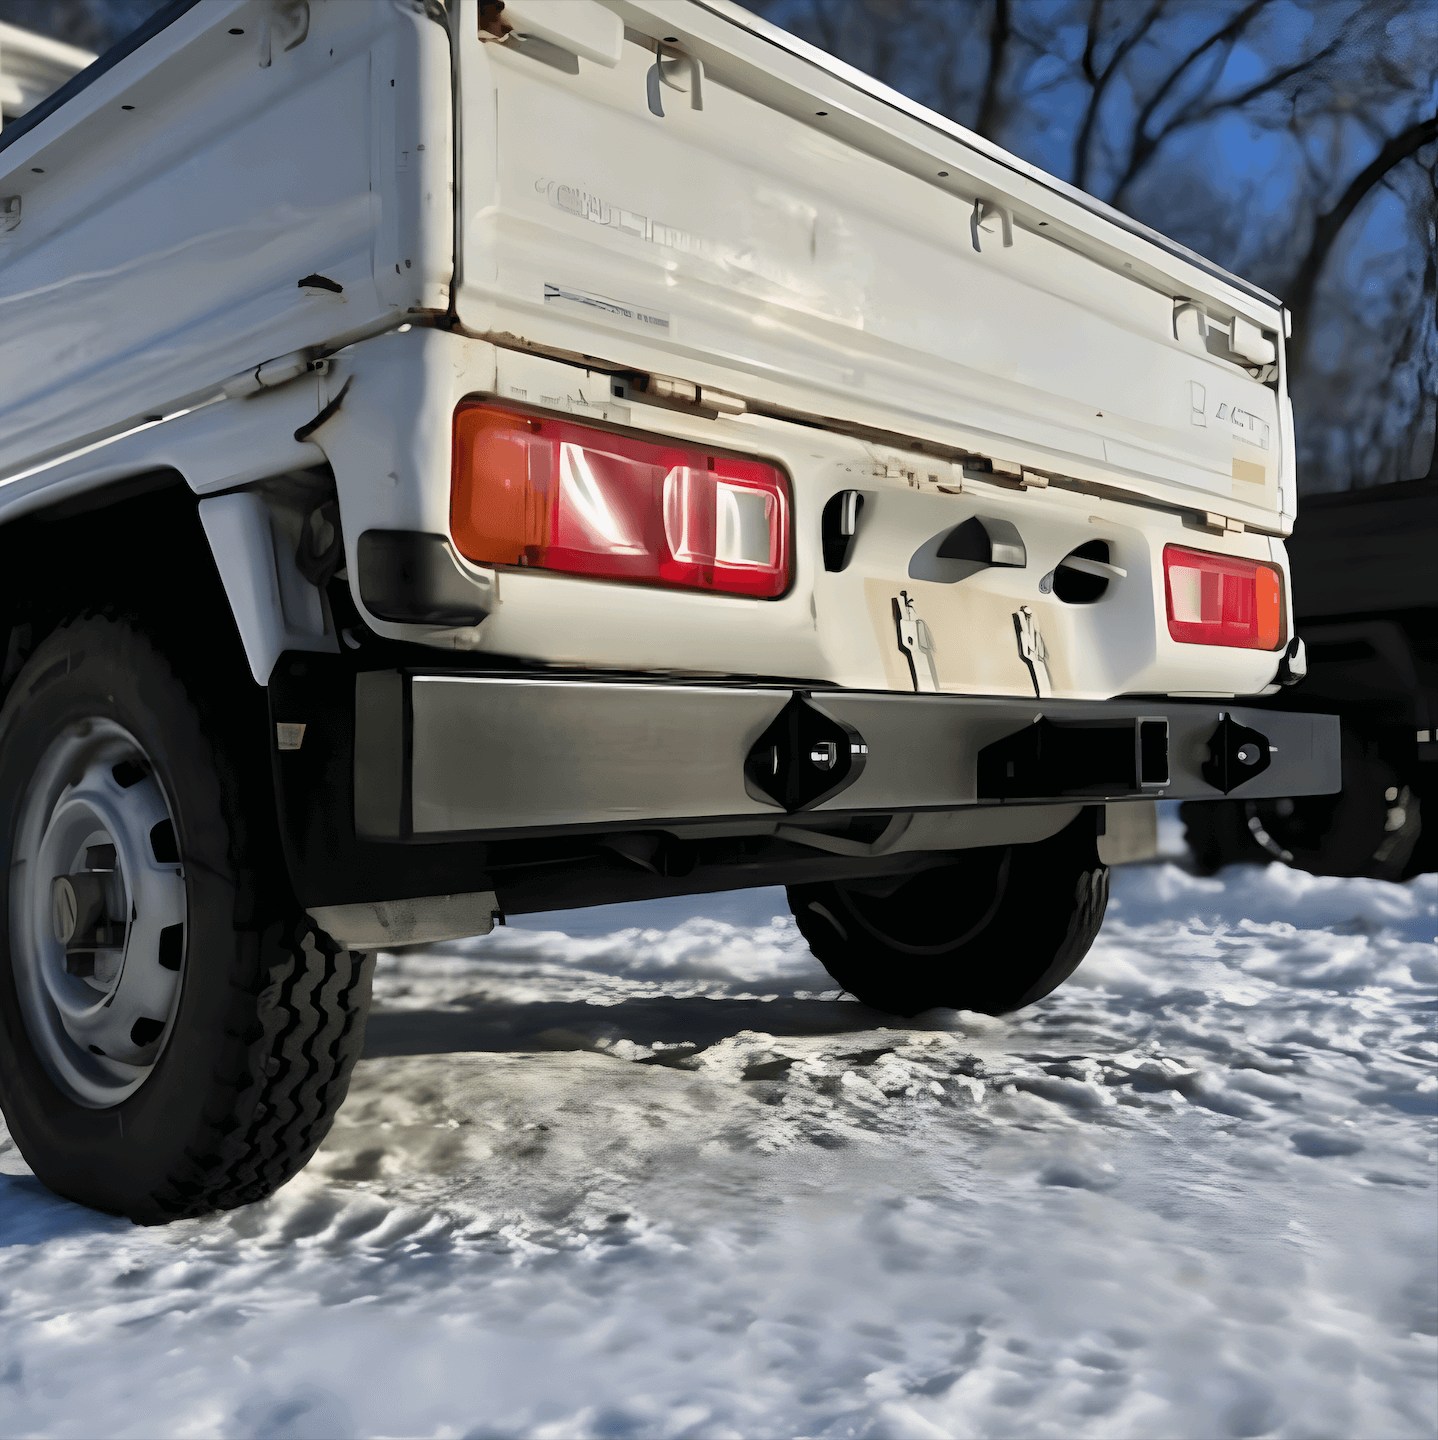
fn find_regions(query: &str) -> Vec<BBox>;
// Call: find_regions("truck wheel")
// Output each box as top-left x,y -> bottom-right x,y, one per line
1180,797 -> 1269,875
0,616 -> 372,1224
1184,728 -> 1423,881
788,812 -> 1108,1017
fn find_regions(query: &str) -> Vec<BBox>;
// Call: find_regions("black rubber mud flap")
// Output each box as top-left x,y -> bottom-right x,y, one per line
356,530 -> 493,626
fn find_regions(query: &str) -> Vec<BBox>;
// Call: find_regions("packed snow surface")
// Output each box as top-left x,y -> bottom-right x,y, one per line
2,863 -> 1434,1439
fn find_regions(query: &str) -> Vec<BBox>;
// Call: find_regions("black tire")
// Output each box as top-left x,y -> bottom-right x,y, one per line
1180,797 -> 1269,876
1404,763 -> 1437,878
1182,727 -> 1424,881
788,811 -> 1109,1017
0,615 -> 372,1224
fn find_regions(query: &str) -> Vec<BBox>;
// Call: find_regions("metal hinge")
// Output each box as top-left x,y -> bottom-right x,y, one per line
894,591 -> 939,692
610,372 -> 745,417
963,457 -> 1050,490
1013,605 -> 1053,698
1198,511 -> 1245,534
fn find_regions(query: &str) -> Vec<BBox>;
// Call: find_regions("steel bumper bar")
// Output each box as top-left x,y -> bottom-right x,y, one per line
353,673 -> 1341,840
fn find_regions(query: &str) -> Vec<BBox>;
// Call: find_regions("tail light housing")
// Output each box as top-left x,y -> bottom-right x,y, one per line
1163,544 -> 1283,650
451,404 -> 790,598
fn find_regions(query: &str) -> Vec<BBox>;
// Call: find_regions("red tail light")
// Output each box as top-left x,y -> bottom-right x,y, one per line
451,404 -> 790,598
1163,544 -> 1283,650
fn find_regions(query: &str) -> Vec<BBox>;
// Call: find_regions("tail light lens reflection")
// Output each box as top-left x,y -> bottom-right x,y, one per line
451,405 -> 789,598
1163,544 -> 1283,650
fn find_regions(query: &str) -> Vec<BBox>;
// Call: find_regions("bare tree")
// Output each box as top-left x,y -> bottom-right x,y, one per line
1072,0 -> 1167,195
753,0 -> 1017,140
750,0 -> 1438,487
1293,138 -> 1437,489
1285,112 -> 1438,369
973,0 -> 1010,142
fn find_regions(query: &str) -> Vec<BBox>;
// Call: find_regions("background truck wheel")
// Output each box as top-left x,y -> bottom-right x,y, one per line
787,811 -> 1109,1017
1181,725 -> 1425,881
1179,794 -> 1270,875
0,615 -> 372,1224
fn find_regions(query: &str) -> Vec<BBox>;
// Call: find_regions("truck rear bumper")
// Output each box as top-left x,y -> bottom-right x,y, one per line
354,672 -> 1340,840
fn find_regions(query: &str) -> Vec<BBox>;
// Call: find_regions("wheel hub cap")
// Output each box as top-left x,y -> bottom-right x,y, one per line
11,721 -> 187,1108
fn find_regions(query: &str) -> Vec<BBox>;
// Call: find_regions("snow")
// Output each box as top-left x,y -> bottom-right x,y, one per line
2,860 -> 1434,1439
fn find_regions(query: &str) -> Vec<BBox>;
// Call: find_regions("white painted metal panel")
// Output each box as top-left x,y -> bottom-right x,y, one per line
198,490 -> 335,686
340,335 -> 1283,704
501,0 -> 625,69
0,0 -> 1299,707
0,0 -> 452,480
455,2 -> 1287,532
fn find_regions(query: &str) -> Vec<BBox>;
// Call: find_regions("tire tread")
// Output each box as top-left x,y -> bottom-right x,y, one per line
149,927 -> 372,1220
0,613 -> 372,1225
790,815 -> 1109,1017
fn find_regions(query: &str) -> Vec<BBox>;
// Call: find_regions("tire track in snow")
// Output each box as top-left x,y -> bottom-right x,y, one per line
0,866 -> 1433,1439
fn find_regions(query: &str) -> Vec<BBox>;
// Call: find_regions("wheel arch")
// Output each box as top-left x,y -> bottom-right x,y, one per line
0,471 -> 228,701
0,460 -> 343,705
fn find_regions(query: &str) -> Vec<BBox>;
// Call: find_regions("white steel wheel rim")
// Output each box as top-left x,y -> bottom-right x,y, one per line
10,719 -> 188,1108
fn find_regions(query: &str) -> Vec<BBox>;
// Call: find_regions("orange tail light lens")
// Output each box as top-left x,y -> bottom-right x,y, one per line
1163,544 -> 1283,650
451,404 -> 790,598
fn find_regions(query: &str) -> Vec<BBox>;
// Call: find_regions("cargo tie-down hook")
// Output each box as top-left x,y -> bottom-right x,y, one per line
257,0 -> 309,68
971,199 -> 1014,252
647,41 -> 703,118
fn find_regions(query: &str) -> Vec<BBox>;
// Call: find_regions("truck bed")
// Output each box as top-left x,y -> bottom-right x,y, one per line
453,0 -> 1294,536
2,0 -> 1291,537
0,0 -> 452,482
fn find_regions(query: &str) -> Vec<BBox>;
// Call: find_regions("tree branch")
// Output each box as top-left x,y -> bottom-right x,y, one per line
1072,0 -> 1165,193
974,0 -> 1010,140
1105,35 -> 1342,209
1180,39 -> 1340,133
1108,0 -> 1268,207
1080,0 -> 1103,89
1287,111 -> 1438,371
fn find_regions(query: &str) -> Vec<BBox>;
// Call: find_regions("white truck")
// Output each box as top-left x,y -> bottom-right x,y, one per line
0,0 -> 1337,1223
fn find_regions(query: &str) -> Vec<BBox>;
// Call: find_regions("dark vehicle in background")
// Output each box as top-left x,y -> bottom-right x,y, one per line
1184,476 -> 1436,880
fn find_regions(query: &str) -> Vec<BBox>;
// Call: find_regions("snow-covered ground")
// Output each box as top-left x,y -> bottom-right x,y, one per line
2,851 -> 1434,1438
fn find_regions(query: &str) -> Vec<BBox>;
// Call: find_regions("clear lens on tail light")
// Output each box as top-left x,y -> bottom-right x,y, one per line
451,405 -> 789,597
1163,544 -> 1283,650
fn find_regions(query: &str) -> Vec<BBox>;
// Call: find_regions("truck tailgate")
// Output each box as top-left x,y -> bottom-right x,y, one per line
454,0 -> 1291,535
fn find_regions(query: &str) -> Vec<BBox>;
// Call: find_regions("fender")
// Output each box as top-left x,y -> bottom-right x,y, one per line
0,372 -> 342,684
0,327 -> 501,686
197,489 -> 338,685
297,327 -> 499,638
